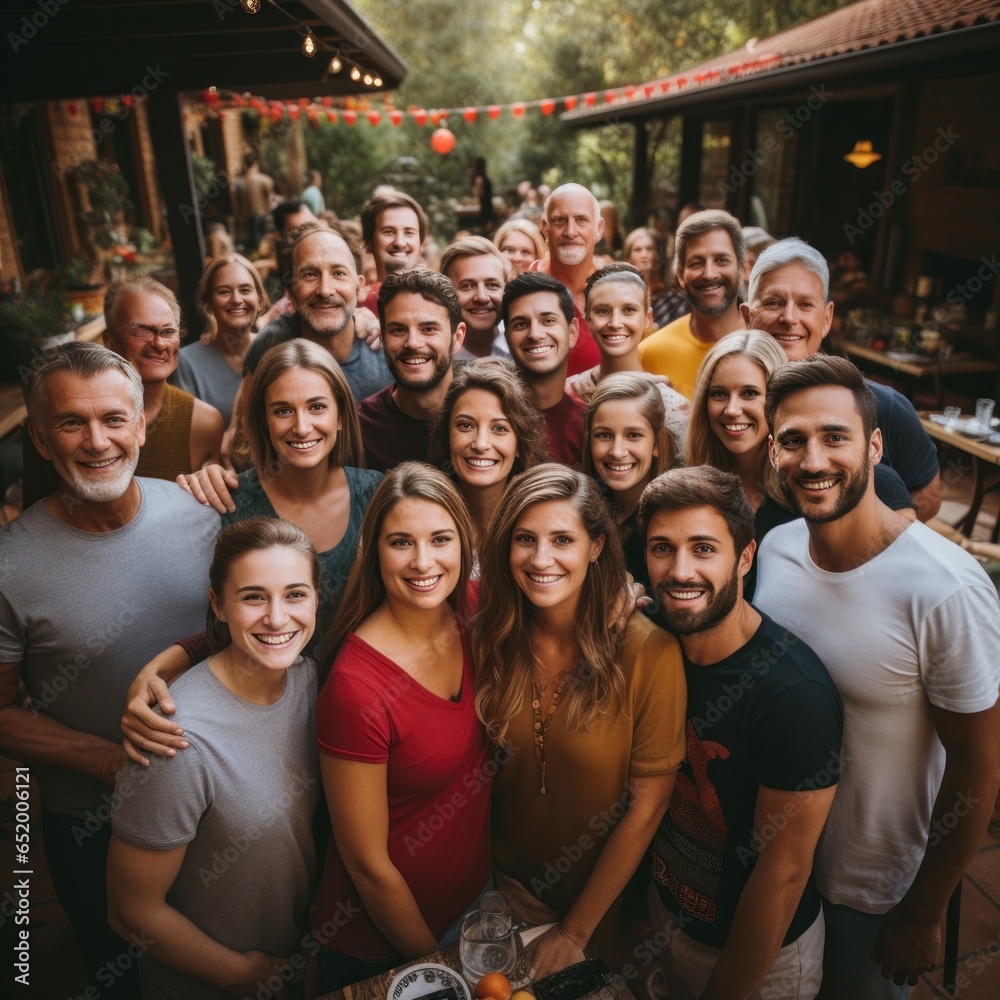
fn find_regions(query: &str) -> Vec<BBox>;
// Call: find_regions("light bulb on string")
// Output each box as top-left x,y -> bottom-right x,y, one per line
363,73 -> 373,86
350,65 -> 361,81
373,76 -> 383,87
329,56 -> 342,73
240,0 -> 261,12
302,33 -> 317,57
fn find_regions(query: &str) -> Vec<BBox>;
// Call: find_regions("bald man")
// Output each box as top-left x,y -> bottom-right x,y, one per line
530,182 -> 603,375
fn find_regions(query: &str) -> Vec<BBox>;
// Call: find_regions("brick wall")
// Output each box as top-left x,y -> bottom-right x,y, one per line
46,100 -> 98,258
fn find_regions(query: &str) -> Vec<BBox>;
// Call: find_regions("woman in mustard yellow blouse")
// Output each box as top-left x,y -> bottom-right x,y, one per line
472,464 -> 687,979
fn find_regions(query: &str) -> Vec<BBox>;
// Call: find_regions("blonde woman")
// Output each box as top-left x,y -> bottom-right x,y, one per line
174,254 -> 269,425
493,218 -> 546,277
472,464 -> 686,979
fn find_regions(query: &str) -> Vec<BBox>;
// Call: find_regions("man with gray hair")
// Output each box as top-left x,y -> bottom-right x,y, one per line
639,210 -> 746,399
741,237 -> 941,520
532,182 -> 604,375
0,341 -> 218,998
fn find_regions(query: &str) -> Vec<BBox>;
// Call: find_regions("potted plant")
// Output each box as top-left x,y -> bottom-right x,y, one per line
0,290 -> 74,383
57,256 -> 106,319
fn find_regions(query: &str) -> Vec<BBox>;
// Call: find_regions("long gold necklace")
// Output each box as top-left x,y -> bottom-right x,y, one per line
532,672 -> 570,795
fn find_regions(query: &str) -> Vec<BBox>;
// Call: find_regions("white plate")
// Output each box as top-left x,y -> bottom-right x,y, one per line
387,963 -> 472,1000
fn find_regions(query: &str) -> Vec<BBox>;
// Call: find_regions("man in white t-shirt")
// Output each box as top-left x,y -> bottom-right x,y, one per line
754,354 -> 1000,999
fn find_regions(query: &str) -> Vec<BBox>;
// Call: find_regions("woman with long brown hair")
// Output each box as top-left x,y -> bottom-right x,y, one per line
429,358 -> 547,552
472,464 -> 686,979
314,463 -> 492,991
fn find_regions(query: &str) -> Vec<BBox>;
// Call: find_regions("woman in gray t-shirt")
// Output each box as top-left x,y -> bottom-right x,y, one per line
109,519 -> 321,1000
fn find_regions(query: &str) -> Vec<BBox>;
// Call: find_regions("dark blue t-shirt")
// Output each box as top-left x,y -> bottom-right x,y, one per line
651,611 -> 843,949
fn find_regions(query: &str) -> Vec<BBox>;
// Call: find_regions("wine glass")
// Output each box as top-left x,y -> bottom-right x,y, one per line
459,905 -> 520,988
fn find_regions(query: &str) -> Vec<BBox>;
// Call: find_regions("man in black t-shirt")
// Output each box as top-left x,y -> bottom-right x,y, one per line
637,466 -> 843,1000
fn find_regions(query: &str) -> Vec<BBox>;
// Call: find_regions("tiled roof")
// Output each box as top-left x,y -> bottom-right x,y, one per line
565,0 -> 1000,120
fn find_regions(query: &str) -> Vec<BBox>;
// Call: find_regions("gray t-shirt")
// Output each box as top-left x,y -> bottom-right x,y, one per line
0,479 -> 218,816
245,315 -> 393,404
112,656 -> 319,1000
172,340 -> 242,426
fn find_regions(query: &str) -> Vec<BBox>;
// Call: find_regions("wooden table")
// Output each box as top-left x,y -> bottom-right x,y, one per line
314,939 -> 629,1000
0,316 -> 106,439
838,340 -> 999,406
920,413 -> 1000,540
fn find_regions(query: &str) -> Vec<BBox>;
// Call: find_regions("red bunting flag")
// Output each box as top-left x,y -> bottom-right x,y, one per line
343,109 -> 357,125
413,109 -> 427,125
463,107 -> 477,123
487,105 -> 502,119
511,103 -> 526,118
584,92 -> 596,106
389,109 -> 403,126
367,110 -> 381,126
540,99 -> 556,116
564,95 -> 577,111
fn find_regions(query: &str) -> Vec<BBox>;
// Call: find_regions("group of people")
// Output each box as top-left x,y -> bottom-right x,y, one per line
1,180 -> 998,1000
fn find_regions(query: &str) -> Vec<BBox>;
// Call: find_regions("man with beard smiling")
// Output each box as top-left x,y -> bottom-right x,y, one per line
639,465 -> 841,1000
244,223 -> 392,404
531,183 -> 604,375
0,342 -> 217,999
639,211 -> 745,399
357,268 -> 466,471
741,238 -> 941,521
755,355 -> 1000,998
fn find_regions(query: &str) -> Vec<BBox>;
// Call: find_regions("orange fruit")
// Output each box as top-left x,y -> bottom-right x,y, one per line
476,973 -> 512,1000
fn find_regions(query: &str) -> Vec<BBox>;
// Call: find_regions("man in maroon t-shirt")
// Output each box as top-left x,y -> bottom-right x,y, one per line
358,190 -> 428,315
500,272 -> 585,467
357,268 -> 466,471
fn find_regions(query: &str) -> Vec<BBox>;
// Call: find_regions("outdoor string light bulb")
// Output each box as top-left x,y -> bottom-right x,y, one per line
374,76 -> 383,87
350,65 -> 361,81
240,0 -> 261,12
302,33 -> 318,57
329,56 -> 342,73
363,73 -> 373,86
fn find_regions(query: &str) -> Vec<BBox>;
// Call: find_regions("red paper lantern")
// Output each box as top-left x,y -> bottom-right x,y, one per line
326,110 -> 338,124
487,105 -> 502,120
463,107 -> 477,123
413,109 -> 427,126
511,103 -> 526,118
343,109 -> 357,125
583,92 -> 597,107
367,110 -> 381,126
539,99 -> 556,116
431,128 -> 455,154
563,95 -> 577,111
389,109 -> 403,126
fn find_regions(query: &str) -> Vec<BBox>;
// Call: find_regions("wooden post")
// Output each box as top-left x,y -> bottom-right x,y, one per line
629,120 -> 649,231
145,90 -> 205,338
679,116 -> 703,211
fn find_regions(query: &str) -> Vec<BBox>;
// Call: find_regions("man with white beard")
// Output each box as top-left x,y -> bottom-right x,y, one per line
531,182 -> 603,375
0,342 -> 217,999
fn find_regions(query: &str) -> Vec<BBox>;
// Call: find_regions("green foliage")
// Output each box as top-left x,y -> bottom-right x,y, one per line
254,0 -> 852,236
0,290 -> 72,382
69,158 -> 132,249
191,153 -> 220,204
